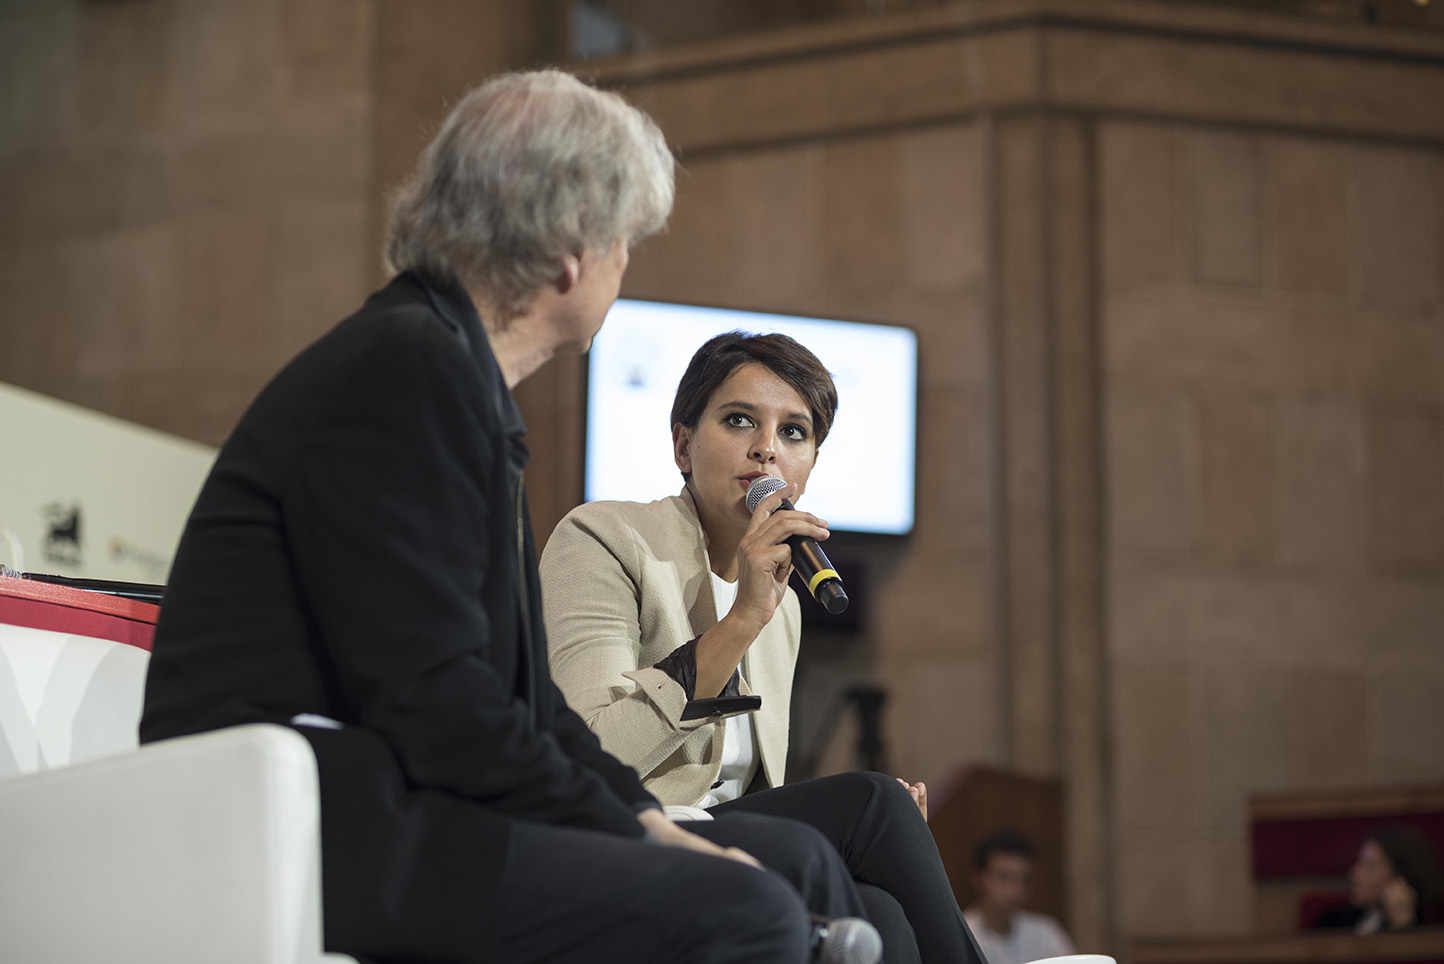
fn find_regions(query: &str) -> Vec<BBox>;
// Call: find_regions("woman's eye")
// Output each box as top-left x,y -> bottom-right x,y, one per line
782,425 -> 809,441
725,413 -> 753,428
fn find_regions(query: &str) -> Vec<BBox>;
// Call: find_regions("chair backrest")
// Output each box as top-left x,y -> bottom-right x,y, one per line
0,582 -> 356,963
0,576 -> 157,777
0,623 -> 149,776
0,723 -> 339,964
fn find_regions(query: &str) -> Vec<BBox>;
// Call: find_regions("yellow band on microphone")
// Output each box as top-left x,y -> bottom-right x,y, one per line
807,569 -> 840,594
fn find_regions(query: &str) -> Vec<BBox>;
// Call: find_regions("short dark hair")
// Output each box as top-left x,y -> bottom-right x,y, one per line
974,831 -> 1037,872
670,331 -> 839,467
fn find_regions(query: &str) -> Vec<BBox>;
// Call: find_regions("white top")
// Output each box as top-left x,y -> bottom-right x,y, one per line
962,909 -> 1075,964
698,572 -> 759,808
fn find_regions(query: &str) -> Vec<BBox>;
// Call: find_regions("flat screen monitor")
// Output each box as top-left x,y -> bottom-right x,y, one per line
585,299 -> 917,535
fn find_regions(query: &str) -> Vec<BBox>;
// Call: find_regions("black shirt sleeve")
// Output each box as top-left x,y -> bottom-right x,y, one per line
654,638 -> 760,721
283,315 -> 643,837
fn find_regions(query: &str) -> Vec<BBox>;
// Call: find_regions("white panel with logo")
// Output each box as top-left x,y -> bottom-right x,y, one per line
0,382 -> 216,583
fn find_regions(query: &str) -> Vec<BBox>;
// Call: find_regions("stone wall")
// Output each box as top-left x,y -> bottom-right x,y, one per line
0,0 -> 532,446
1102,119 -> 1444,936
0,0 -> 376,444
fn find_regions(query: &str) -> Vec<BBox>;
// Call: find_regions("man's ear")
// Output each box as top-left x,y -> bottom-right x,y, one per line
672,423 -> 693,474
555,252 -> 582,294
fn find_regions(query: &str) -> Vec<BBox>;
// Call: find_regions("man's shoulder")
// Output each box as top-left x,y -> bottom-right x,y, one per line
327,287 -> 470,366
277,282 -> 485,407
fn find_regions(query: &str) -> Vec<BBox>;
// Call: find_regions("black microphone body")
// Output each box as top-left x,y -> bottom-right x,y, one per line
746,477 -> 849,615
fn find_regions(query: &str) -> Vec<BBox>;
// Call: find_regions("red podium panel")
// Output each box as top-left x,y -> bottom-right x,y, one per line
0,578 -> 158,651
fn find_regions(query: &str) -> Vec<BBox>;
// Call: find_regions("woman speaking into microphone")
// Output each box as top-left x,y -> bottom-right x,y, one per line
541,332 -> 982,964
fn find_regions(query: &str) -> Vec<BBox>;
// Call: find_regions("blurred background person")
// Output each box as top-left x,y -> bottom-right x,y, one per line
964,831 -> 1075,964
1313,826 -> 1444,933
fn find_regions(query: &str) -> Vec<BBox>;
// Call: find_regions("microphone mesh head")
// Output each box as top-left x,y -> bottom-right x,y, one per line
745,475 -> 788,513
820,917 -> 883,964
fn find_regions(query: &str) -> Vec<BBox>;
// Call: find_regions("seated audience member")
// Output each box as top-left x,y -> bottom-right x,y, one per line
963,831 -> 1075,964
542,331 -> 985,964
139,70 -> 864,964
1314,826 -> 1444,933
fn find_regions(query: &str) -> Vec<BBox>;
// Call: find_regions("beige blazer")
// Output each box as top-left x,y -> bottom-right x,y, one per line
540,490 -> 801,808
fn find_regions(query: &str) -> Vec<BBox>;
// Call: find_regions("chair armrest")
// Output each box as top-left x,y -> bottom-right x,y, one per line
0,723 -> 352,964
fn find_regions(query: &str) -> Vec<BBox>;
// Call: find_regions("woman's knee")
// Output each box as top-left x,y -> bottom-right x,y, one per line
829,770 -> 919,819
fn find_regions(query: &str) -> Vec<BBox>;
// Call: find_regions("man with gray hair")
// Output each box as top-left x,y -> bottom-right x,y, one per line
141,70 -> 828,964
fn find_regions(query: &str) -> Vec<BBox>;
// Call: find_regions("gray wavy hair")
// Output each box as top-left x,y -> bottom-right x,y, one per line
385,70 -> 675,319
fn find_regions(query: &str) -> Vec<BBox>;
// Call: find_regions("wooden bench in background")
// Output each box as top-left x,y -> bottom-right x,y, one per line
1133,928 -> 1444,964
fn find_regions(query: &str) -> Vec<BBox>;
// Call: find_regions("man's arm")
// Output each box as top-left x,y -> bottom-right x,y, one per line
285,314 -> 642,836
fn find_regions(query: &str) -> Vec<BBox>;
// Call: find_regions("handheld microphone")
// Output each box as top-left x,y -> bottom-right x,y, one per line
809,914 -> 883,964
746,476 -> 849,615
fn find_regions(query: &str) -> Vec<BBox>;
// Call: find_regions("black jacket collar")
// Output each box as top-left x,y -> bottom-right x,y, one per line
398,271 -> 530,469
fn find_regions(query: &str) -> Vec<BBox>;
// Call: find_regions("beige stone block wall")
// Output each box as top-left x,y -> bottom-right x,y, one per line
1267,137 -> 1349,296
878,650 -> 1000,781
1288,670 -> 1369,789
1366,403 -> 1444,572
1102,117 -> 1444,938
1199,391 -> 1274,564
1189,131 -> 1263,288
1107,388 -> 1198,554
0,0 -> 376,445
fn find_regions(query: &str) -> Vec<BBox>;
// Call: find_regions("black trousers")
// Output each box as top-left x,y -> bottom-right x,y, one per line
491,806 -> 881,963
303,725 -> 865,964
490,817 -> 825,964
710,771 -> 987,964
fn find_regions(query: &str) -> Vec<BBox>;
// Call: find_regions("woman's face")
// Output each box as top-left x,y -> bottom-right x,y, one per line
673,362 -> 819,543
1351,840 -> 1396,905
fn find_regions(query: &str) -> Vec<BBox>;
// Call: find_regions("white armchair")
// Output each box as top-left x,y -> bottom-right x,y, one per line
0,620 -> 353,964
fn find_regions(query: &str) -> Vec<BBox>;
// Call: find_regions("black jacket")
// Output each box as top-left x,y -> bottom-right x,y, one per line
142,271 -> 656,960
